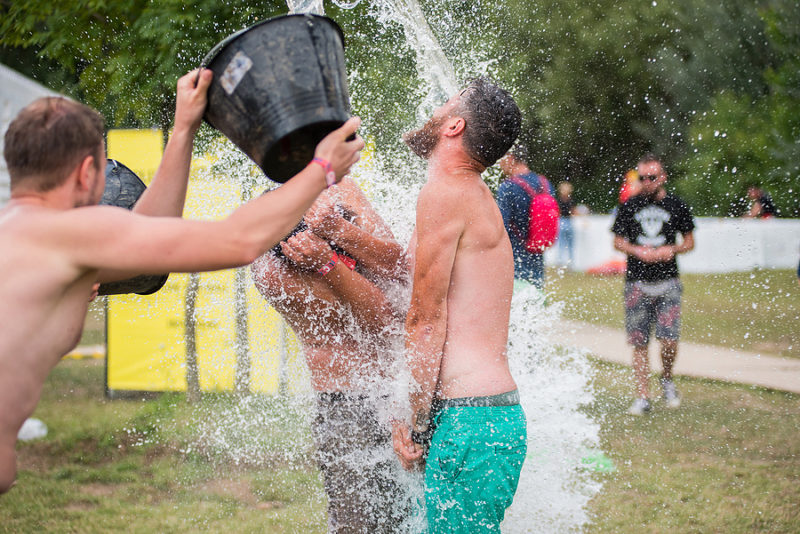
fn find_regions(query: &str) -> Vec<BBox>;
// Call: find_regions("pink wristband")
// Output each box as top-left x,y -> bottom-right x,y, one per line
310,157 -> 337,188
317,251 -> 338,275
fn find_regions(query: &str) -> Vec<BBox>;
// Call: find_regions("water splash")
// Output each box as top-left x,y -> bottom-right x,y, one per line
357,0 -> 459,113
503,286 -> 602,531
154,0 -> 604,530
286,0 -> 326,15
340,0 -> 603,529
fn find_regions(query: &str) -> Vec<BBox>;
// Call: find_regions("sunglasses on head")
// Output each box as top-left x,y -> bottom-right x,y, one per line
640,174 -> 660,182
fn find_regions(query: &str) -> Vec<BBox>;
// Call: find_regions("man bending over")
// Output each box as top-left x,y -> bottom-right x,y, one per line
251,175 -> 411,533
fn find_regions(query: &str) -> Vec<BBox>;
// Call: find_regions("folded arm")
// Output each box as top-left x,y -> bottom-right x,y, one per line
280,231 -> 398,337
305,178 -> 407,282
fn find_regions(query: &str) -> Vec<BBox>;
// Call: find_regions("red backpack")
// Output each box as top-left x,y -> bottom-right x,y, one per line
509,175 -> 560,252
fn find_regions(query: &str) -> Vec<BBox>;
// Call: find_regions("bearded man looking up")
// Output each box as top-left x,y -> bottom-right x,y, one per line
393,78 -> 527,533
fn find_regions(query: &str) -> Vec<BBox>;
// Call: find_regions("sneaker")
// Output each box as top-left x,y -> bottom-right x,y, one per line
661,379 -> 681,408
628,397 -> 652,415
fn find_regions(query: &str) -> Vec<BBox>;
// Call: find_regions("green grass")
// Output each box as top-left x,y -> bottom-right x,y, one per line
3,358 -> 798,532
546,268 -> 800,359
3,360 -> 327,534
77,299 -> 106,346
7,269 -> 798,531
584,361 -> 800,533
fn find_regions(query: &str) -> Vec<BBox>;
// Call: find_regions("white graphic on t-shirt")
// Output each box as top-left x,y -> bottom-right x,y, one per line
634,205 -> 671,247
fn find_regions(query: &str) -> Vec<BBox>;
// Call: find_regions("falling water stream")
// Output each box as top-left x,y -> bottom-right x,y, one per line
170,1 -> 605,531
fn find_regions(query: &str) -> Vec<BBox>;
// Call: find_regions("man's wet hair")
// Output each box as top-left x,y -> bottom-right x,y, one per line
4,97 -> 105,192
637,152 -> 663,167
457,77 -> 521,168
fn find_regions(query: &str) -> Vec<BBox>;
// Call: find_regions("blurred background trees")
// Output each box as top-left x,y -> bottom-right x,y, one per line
1,0 -> 797,215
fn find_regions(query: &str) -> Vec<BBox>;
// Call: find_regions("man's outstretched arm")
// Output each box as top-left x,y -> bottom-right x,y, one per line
83,118 -> 364,280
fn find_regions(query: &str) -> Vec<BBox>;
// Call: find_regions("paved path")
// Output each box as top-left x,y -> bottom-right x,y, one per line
70,326 -> 800,394
553,320 -> 800,394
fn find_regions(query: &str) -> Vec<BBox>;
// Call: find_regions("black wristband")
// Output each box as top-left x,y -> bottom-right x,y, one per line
411,427 -> 432,446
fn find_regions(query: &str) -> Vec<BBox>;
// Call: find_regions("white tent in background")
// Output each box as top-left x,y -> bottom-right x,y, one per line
0,63 -> 58,207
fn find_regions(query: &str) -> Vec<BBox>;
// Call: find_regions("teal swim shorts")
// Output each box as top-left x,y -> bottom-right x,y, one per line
424,391 -> 527,533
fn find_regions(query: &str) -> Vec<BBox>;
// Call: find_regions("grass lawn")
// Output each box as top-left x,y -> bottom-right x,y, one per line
3,360 -> 327,534
3,269 -> 798,532
585,361 -> 799,533
2,358 -> 798,533
546,268 -> 800,359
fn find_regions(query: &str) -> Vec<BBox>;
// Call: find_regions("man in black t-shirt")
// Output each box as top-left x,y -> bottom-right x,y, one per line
611,154 -> 695,415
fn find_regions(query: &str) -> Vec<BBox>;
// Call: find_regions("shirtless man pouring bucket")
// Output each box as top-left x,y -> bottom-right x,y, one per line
0,68 -> 364,493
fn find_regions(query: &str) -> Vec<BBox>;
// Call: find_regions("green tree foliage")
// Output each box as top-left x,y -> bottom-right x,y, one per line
678,0 -> 800,216
0,1 -> 282,131
0,0 -> 420,150
1,0 -> 797,215
488,0 -> 791,214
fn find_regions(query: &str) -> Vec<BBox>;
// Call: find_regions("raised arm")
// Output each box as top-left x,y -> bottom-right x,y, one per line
279,231 -> 398,336
133,69 -> 212,217
305,178 -> 407,281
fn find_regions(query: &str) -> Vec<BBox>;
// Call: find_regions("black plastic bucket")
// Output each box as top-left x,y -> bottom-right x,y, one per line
201,14 -> 351,183
97,160 -> 169,296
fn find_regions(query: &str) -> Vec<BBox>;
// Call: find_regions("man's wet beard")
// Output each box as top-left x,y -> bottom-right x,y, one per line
403,115 -> 445,159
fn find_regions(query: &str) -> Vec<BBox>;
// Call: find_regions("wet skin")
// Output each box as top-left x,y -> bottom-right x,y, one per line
396,92 -> 518,468
0,70 -> 364,493
251,177 -> 406,392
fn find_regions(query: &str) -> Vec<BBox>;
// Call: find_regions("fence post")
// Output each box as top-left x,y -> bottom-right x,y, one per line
234,266 -> 250,394
185,273 -> 201,403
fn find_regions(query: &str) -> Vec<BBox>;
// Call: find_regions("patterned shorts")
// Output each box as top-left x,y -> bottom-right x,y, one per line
624,278 -> 682,347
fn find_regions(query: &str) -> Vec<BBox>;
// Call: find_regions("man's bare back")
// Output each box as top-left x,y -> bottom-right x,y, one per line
254,257 -> 384,391
251,177 -> 411,532
252,177 -> 404,392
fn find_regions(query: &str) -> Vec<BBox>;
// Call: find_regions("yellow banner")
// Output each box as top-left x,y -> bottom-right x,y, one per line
105,130 -> 306,394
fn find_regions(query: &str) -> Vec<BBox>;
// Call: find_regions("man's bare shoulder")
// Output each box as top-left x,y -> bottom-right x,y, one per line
0,204 -> 159,277
418,173 -> 488,218
418,177 -> 461,209
2,204 -> 131,235
414,180 -> 470,248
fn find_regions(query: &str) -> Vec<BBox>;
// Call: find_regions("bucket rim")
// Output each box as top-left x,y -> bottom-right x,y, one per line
106,158 -> 139,178
200,13 -> 346,69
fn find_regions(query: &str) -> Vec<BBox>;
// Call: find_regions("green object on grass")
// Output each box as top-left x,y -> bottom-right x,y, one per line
580,450 -> 616,473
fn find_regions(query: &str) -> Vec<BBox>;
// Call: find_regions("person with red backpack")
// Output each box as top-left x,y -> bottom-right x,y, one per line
496,145 -> 559,289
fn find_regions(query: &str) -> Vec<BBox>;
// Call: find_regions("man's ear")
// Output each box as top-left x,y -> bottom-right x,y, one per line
443,117 -> 466,138
74,155 -> 97,192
